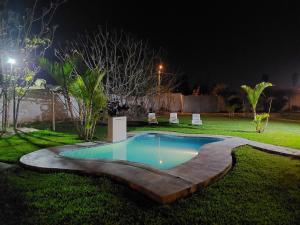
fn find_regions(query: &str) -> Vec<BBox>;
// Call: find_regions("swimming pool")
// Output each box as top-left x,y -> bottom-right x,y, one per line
60,133 -> 223,169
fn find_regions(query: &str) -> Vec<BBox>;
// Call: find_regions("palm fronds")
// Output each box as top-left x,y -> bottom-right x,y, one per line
241,82 -> 273,133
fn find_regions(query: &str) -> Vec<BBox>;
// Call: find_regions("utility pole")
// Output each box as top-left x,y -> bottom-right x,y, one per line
157,64 -> 163,112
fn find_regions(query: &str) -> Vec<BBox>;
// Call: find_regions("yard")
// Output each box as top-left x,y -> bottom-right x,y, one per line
1,115 -> 300,225
1,114 -> 300,163
2,1 -> 300,224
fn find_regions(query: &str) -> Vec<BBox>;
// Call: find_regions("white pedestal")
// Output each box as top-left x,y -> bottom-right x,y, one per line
107,116 -> 127,143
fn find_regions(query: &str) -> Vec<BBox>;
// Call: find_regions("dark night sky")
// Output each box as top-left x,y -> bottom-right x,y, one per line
10,0 -> 300,89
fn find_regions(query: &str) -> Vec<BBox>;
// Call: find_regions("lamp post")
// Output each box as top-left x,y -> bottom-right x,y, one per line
7,57 -> 17,129
157,64 -> 163,94
157,64 -> 163,112
7,57 -> 16,72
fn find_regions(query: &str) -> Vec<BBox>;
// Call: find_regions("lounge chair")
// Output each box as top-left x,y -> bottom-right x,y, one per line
148,113 -> 158,124
192,113 -> 202,125
169,112 -> 179,124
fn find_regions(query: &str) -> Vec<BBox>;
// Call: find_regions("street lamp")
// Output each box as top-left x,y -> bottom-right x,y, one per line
7,57 -> 16,65
7,57 -> 17,129
7,57 -> 16,74
156,64 -> 164,112
157,64 -> 163,94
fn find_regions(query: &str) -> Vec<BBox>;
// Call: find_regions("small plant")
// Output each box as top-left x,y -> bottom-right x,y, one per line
253,113 -> 269,133
241,82 -> 273,133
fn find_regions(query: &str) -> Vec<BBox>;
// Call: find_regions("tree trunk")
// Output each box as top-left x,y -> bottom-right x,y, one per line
14,100 -> 19,130
66,92 -> 74,121
264,98 -> 273,132
52,91 -> 56,131
1,90 -> 9,132
13,86 -> 17,130
253,107 -> 256,120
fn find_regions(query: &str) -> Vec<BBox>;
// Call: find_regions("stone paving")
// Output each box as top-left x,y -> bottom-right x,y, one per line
0,162 -> 16,171
20,131 -> 300,204
245,140 -> 300,158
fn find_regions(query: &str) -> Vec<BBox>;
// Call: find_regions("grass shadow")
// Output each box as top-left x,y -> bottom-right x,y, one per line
14,130 -> 77,149
0,167 -> 28,225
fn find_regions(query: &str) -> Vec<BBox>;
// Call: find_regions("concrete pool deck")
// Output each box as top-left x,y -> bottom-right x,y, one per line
19,131 -> 300,204
0,162 -> 16,171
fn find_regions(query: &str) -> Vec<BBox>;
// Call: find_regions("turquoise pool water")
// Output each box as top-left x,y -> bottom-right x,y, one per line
60,133 -> 222,170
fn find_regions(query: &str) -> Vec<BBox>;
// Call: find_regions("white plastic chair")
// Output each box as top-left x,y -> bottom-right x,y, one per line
169,112 -> 179,124
192,113 -> 202,125
148,113 -> 158,124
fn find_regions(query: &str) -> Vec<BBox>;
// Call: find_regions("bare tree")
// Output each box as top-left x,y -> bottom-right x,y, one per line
56,28 -> 160,106
0,0 -> 65,131
57,28 -> 181,118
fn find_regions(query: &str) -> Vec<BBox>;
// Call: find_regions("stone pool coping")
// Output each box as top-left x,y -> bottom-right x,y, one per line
19,131 -> 300,204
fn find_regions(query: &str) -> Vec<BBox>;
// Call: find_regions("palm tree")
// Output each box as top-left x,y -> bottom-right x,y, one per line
39,57 -> 107,140
68,68 -> 107,140
241,82 -> 273,120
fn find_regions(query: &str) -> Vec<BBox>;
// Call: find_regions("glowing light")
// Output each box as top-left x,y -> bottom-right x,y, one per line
158,64 -> 163,70
7,57 -> 16,65
159,160 -> 163,164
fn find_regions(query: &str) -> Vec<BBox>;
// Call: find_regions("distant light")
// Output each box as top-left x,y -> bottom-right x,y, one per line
159,160 -> 163,164
159,64 -> 163,70
7,58 -> 16,65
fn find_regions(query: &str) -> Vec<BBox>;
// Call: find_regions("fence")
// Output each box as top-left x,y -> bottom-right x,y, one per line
0,90 -> 226,125
0,89 -> 69,125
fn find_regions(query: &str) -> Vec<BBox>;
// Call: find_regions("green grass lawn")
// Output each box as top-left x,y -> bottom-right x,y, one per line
1,146 -> 299,225
0,130 -> 81,163
129,115 -> 300,150
0,115 -> 300,224
30,114 -> 300,151
1,115 -> 299,163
